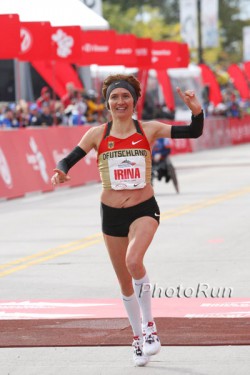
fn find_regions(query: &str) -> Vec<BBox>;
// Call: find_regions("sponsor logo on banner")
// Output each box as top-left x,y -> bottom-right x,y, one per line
0,148 -> 13,188
152,49 -> 171,63
82,43 -> 109,53
26,137 -> 49,183
136,48 -> 148,56
52,29 -> 74,58
20,28 -> 33,53
153,49 -> 171,56
116,48 -> 133,55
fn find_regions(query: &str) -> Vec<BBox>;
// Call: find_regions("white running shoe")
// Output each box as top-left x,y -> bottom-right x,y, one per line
142,321 -> 161,356
132,336 -> 149,367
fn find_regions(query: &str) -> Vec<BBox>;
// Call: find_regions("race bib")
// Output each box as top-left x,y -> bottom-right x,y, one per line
108,156 -> 146,190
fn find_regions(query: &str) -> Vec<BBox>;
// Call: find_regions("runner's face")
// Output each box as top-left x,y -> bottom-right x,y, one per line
108,88 -> 134,117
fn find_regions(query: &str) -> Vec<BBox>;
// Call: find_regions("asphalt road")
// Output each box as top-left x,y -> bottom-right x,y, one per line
0,143 -> 250,374
1,143 -> 250,299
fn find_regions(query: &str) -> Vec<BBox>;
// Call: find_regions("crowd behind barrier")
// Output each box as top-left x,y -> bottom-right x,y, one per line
0,83 -> 107,129
204,78 -> 250,118
1,71 -> 250,130
0,114 -> 250,200
1,72 -> 250,199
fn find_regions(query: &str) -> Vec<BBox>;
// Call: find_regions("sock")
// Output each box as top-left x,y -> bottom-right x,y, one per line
133,273 -> 153,326
121,293 -> 143,338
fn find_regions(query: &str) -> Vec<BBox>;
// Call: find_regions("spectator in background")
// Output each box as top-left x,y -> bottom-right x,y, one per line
0,104 -> 5,125
71,100 -> 87,126
15,100 -> 30,127
53,102 -> 64,125
202,84 -> 210,116
142,93 -> 155,120
243,99 -> 250,115
0,105 -> 19,128
228,93 -> 241,118
84,89 -> 105,124
36,86 -> 55,112
63,100 -> 87,126
28,103 -> 41,126
61,82 -> 84,108
37,103 -> 54,126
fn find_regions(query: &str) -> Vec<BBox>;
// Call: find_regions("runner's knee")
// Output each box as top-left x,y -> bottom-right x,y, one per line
126,253 -> 144,276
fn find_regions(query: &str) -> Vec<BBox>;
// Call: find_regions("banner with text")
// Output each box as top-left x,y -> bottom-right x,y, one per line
0,127 -> 100,199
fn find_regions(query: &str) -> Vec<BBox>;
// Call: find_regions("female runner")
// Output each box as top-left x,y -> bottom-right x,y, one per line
51,74 -> 204,366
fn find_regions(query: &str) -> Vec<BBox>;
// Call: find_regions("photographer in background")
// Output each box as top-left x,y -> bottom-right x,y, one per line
36,86 -> 55,112
61,82 -> 84,109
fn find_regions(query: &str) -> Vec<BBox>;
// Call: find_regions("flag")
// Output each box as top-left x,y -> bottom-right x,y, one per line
19,22 -> 51,61
201,0 -> 219,48
180,0 -> 198,49
0,14 -> 20,58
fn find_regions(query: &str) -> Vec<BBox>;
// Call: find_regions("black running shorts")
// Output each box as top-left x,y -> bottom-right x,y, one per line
100,196 -> 160,237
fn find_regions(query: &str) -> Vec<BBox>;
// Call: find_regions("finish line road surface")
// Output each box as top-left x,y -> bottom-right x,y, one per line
1,144 -> 250,375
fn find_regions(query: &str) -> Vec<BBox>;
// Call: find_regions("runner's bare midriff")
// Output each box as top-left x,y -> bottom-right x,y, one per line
101,183 -> 154,208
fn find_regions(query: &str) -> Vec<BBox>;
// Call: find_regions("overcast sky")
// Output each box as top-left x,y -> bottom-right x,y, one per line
240,0 -> 250,19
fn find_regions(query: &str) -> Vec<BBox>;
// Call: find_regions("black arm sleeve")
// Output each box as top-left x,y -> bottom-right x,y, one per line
171,110 -> 204,139
56,146 -> 86,174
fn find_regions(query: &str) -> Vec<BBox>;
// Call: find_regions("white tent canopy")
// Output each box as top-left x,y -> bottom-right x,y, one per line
0,0 -> 109,29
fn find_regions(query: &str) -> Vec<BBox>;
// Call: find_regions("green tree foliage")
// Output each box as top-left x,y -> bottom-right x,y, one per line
131,8 -> 170,40
218,0 -> 250,63
103,0 -> 179,23
102,1 -> 179,38
103,0 -> 167,11
102,0 -> 250,64
160,0 -> 179,24
102,3 -> 137,34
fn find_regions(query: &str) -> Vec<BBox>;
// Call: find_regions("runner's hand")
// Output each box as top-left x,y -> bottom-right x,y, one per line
176,87 -> 202,116
51,169 -> 71,185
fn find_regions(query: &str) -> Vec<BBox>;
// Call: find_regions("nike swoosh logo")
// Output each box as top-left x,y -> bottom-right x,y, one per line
132,140 -> 143,145
154,213 -> 160,217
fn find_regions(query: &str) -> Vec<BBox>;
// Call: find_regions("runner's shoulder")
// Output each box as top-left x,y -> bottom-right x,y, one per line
86,123 -> 106,137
